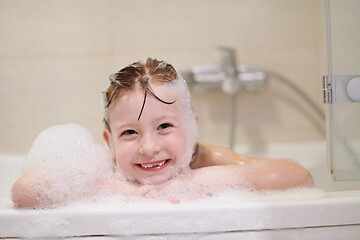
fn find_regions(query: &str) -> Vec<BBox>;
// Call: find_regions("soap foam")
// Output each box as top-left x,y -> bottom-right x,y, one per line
19,123 -> 323,209
166,76 -> 199,172
209,187 -> 325,202
22,123 -> 114,207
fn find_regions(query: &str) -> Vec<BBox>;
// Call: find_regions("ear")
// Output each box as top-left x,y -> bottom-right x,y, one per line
194,112 -> 200,124
102,128 -> 114,152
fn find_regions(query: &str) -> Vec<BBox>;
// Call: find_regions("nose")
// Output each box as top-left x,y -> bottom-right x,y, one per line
139,134 -> 161,157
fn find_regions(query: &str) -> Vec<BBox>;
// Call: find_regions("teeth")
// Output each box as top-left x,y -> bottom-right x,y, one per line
140,160 -> 166,168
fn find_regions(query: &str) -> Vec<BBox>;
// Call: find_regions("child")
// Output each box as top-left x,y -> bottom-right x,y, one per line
12,58 -> 314,208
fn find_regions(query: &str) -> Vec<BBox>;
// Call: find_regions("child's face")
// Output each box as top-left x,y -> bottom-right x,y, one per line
103,84 -> 191,185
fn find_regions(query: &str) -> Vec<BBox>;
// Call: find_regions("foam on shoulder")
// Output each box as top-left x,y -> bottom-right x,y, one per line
22,124 -> 114,207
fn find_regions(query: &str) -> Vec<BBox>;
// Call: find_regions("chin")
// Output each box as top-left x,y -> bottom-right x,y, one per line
138,173 -> 174,185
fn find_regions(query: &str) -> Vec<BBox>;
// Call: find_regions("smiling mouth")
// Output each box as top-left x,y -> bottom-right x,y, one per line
136,159 -> 170,170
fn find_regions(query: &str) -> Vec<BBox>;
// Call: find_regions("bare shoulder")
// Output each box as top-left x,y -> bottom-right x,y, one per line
11,172 -> 141,208
190,143 -> 260,168
11,172 -> 50,208
190,158 -> 314,190
189,143 -> 314,190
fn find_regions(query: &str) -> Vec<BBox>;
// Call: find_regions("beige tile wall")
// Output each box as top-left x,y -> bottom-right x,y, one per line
0,0 -> 325,154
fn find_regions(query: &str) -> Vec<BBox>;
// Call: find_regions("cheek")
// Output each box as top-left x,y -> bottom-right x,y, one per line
164,131 -> 188,154
114,142 -> 137,167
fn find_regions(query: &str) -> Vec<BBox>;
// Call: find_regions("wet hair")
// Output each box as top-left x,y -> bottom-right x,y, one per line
102,58 -> 179,130
102,58 -> 200,167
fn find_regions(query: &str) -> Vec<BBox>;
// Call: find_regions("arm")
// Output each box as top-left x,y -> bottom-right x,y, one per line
12,172 -> 58,208
191,143 -> 314,189
144,161 -> 314,202
11,172 -> 141,208
245,159 -> 314,190
191,143 -> 262,168
191,159 -> 313,191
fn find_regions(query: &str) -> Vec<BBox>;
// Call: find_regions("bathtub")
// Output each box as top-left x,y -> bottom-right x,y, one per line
1,141 -> 360,239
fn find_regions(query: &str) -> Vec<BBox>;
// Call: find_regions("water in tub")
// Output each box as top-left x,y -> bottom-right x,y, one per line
7,123 -> 323,210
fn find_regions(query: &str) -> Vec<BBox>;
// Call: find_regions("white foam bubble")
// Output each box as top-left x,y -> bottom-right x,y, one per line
208,187 -> 325,203
22,123 -> 114,207
171,76 -> 199,148
19,123 -> 324,209
24,124 -> 112,172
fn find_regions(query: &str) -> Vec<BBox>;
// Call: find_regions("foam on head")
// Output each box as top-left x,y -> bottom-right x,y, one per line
166,75 -> 199,165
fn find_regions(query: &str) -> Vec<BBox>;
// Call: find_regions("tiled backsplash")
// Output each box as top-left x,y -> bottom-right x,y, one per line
0,0 -> 325,154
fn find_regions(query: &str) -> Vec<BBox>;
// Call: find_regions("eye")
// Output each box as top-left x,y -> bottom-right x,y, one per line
121,129 -> 138,136
158,123 -> 173,130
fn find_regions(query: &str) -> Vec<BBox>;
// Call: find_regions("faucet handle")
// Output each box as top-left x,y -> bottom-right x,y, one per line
218,47 -> 237,75
219,47 -> 240,94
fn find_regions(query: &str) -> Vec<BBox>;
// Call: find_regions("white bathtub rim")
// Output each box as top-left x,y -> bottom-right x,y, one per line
1,190 -> 360,238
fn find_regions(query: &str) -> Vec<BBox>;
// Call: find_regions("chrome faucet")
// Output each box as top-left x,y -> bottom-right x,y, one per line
190,48 -> 267,93
188,47 -> 324,151
219,47 -> 241,95
189,47 -> 267,149
219,47 -> 240,149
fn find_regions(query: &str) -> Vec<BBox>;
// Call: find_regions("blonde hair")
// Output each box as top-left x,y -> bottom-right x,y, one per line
102,58 -> 181,129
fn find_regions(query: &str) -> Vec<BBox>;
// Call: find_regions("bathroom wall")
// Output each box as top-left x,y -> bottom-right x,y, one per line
0,0 -> 325,154
327,0 -> 360,75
